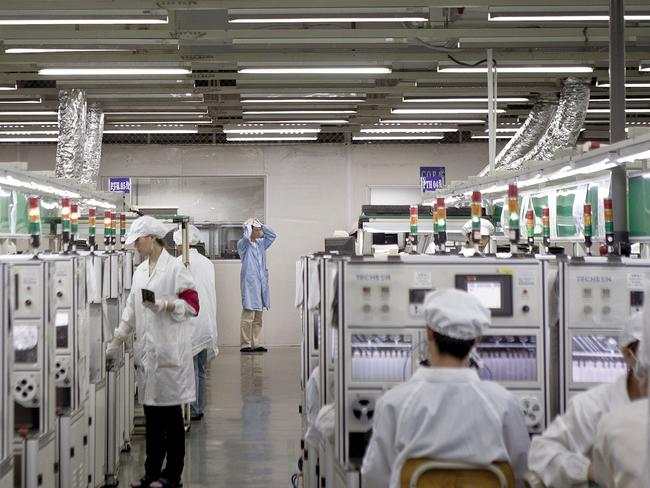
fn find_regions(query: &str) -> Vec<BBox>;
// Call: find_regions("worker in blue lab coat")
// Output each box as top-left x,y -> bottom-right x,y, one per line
237,218 -> 276,353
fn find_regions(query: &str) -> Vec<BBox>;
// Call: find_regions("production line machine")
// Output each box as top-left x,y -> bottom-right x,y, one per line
0,264 -> 12,488
332,255 -> 558,487
558,256 -> 650,409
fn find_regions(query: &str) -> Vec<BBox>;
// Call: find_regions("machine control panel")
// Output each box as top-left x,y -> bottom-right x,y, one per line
13,266 -> 44,320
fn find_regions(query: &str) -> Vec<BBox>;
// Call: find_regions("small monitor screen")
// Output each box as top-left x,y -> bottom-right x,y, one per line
466,281 -> 502,310
572,335 -> 625,384
476,335 -> 537,382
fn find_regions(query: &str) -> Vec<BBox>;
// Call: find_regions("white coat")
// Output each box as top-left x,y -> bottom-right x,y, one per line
180,249 -> 218,357
361,367 -> 531,488
528,374 -> 631,488
304,366 -> 321,448
116,249 -> 198,406
592,399 -> 648,488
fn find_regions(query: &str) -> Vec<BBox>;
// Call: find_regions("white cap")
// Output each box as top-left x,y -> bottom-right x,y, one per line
333,230 -> 350,238
619,311 -> 644,349
244,218 -> 262,228
462,218 -> 495,237
173,224 -> 201,246
124,216 -> 173,245
424,289 -> 491,340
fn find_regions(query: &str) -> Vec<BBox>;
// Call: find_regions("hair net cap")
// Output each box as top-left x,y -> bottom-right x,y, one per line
424,289 -> 491,340
173,224 -> 201,246
462,219 -> 495,237
125,216 -> 173,245
619,310 -> 644,349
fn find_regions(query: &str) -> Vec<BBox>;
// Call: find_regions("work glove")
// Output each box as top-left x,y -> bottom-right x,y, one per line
143,298 -> 168,314
106,342 -> 122,370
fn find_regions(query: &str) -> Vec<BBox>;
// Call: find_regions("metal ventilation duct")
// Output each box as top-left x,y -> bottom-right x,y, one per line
519,77 -> 590,163
55,89 -> 87,180
79,102 -> 104,187
494,99 -> 558,171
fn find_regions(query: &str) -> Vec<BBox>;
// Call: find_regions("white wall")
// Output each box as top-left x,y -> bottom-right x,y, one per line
0,142 -> 489,345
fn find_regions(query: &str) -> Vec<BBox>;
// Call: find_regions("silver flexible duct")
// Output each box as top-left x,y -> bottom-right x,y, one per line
519,77 -> 590,163
55,89 -> 87,179
495,99 -> 558,171
79,102 -> 105,187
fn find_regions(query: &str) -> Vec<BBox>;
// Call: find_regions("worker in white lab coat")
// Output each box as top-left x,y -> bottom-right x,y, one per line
107,216 -> 200,488
173,225 -> 218,421
361,289 -> 530,488
528,315 -> 647,488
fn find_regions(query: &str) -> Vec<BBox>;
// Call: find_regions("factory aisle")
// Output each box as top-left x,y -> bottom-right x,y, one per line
118,347 -> 302,487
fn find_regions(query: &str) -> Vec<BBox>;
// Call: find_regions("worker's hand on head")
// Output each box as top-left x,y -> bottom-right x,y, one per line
244,218 -> 256,226
143,298 -> 168,314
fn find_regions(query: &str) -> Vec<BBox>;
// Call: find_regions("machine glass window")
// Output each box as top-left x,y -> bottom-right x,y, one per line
477,335 -> 537,382
13,325 -> 38,363
351,334 -> 412,382
571,335 -> 625,384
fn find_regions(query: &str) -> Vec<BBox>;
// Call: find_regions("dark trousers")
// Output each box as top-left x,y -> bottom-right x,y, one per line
143,404 -> 185,483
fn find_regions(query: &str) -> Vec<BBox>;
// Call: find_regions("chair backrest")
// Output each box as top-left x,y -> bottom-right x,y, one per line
400,459 -> 515,488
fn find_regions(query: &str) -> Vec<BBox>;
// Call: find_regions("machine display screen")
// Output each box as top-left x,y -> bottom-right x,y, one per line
476,335 -> 537,382
55,312 -> 69,349
455,274 -> 513,317
466,281 -> 502,310
351,334 -> 412,382
14,325 -> 38,363
572,335 -> 625,384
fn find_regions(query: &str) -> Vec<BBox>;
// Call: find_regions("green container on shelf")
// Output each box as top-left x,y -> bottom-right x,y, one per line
556,189 -> 578,237
0,187 -> 11,234
628,175 -> 650,238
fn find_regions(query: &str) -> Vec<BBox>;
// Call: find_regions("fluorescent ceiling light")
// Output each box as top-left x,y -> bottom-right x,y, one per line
353,135 -> 443,141
0,137 -> 58,142
402,97 -> 528,103
0,98 -> 41,104
360,128 -> 456,133
0,130 -> 57,135
230,16 -> 427,23
590,97 -> 650,102
246,119 -> 348,124
391,109 -> 504,115
6,48 -> 132,54
618,149 -> 650,163
0,122 -> 57,126
227,136 -> 318,142
239,67 -> 391,75
489,14 -> 650,21
484,128 -> 520,133
104,129 -> 198,134
243,110 -> 356,115
0,10 -> 168,25
224,128 -> 320,134
472,135 -> 515,140
596,81 -> 650,88
380,118 -> 485,124
0,83 -> 17,91
437,65 -> 593,74
107,121 -> 210,125
241,98 -> 364,103
39,68 -> 190,76
105,111 -> 206,115
588,108 -> 650,113
0,111 -> 57,116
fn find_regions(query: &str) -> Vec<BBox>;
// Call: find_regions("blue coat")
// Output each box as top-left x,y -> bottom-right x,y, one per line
238,224 -> 276,311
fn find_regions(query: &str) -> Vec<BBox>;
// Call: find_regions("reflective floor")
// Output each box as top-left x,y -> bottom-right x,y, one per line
118,346 -> 302,487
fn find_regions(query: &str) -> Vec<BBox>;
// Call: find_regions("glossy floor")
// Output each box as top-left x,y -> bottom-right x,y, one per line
118,346 -> 302,487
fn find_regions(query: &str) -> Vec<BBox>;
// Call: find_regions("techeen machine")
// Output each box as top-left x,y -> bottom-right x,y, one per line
559,257 -> 650,410
0,264 -> 13,488
334,255 -> 556,486
7,258 -> 57,488
39,254 -> 90,488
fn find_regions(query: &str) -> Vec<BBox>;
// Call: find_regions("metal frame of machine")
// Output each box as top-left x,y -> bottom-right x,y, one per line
333,255 -> 556,486
0,263 -> 12,488
8,257 -> 57,488
558,256 -> 650,410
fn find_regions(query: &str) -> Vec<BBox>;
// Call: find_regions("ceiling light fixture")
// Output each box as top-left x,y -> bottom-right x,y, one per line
0,130 -> 57,135
596,81 -> 650,88
353,135 -> 443,141
0,83 -> 17,91
6,48 -> 132,54
229,15 -> 427,23
0,137 -> 58,142
103,129 -> 198,134
437,65 -> 593,74
238,67 -> 391,75
484,128 -> 521,133
488,8 -> 650,22
105,111 -> 207,115
402,97 -> 528,103
391,108 -> 504,114
39,68 -> 190,76
380,118 -> 485,124
227,136 -> 318,142
241,98 -> 364,103
0,9 -> 168,25
243,110 -> 356,115
0,97 -> 42,104
360,128 -> 456,133
588,108 -> 650,113
471,135 -> 515,139
0,121 -> 57,126
0,111 -> 57,116
246,119 -> 349,124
